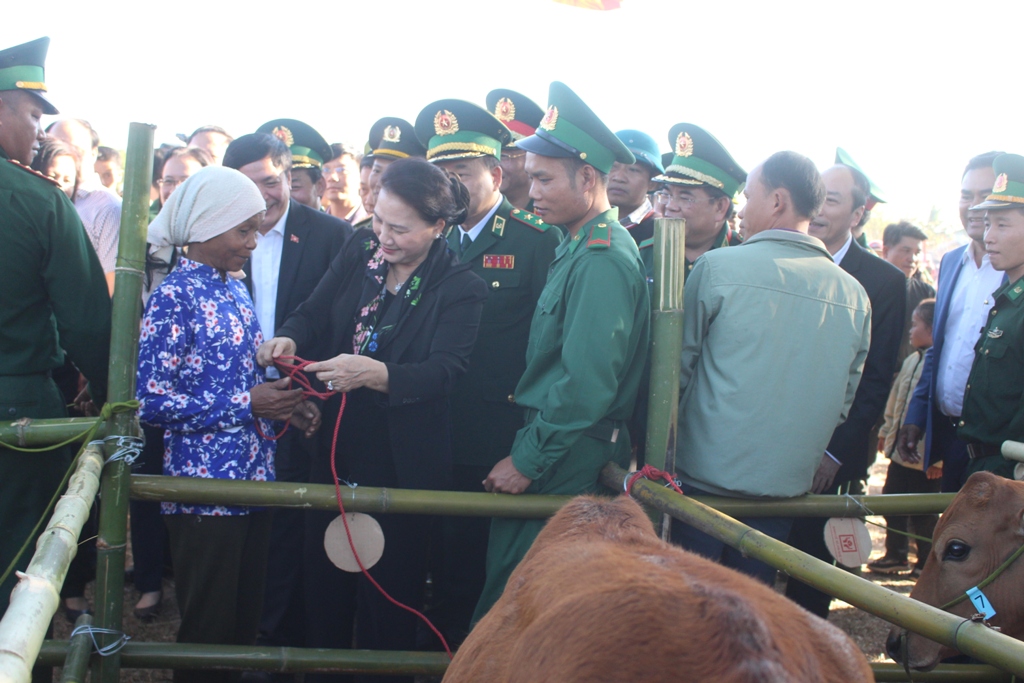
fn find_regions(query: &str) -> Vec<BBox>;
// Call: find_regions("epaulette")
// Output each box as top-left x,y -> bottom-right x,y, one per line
7,159 -> 60,187
509,207 -> 549,232
585,221 -> 611,249
638,237 -> 653,251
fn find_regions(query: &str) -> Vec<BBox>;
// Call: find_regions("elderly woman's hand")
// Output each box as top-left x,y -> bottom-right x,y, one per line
251,377 -> 304,421
257,337 -> 297,368
305,354 -> 390,394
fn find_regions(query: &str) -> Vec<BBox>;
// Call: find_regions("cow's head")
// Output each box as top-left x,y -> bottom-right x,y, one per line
887,472 -> 1024,670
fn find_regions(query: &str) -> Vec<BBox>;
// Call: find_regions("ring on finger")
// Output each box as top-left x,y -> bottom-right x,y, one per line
327,380 -> 334,391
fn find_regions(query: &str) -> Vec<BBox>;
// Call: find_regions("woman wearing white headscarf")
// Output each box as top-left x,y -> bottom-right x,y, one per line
137,166 -> 319,682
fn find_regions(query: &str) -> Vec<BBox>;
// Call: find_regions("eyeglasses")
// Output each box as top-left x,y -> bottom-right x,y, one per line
656,188 -> 712,207
158,177 -> 188,187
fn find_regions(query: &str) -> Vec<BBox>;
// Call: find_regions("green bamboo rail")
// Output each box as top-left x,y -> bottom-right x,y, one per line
601,462 -> 1024,677
59,613 -> 93,683
32,642 -> 1015,681
0,443 -> 105,683
644,217 -> 685,536
130,474 -> 954,517
93,122 -> 154,683
0,418 -> 102,448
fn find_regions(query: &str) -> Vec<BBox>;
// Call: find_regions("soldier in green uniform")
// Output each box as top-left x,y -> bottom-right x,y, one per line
836,147 -> 885,251
354,117 -> 426,233
486,89 -> 544,212
0,37 -> 112,620
256,118 -> 333,211
958,153 -> 1024,479
413,99 -> 561,641
642,123 -> 745,283
473,82 -> 651,621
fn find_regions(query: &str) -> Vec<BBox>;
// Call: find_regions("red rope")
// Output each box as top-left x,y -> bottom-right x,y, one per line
624,464 -> 685,497
257,354 -> 453,658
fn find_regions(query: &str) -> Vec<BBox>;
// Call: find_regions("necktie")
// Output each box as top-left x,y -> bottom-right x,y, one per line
460,232 -> 472,256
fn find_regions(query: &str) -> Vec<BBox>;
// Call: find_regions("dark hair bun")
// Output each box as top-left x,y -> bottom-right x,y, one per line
447,175 -> 471,228
380,157 -> 473,229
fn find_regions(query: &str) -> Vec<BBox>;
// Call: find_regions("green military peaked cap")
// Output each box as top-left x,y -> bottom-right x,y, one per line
655,123 -> 745,199
0,37 -> 58,115
256,118 -> 331,169
615,129 -> 664,174
972,153 -> 1024,210
415,99 -> 513,162
835,147 -> 886,209
516,81 -> 635,174
368,117 -> 426,160
486,88 -> 544,143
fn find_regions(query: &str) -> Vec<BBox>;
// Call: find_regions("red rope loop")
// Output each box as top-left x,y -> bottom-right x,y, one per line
625,464 -> 684,497
256,354 -> 452,658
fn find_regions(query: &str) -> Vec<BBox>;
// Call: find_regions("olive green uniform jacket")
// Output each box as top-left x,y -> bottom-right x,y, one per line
447,198 -> 561,469
0,146 -> 112,616
474,209 -> 650,620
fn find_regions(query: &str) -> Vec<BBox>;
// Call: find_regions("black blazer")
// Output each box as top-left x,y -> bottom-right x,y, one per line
829,240 -> 907,482
276,228 -> 488,490
242,200 -> 352,334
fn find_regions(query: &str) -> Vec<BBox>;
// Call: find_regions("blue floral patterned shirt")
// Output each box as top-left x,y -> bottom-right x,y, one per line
136,257 -> 275,516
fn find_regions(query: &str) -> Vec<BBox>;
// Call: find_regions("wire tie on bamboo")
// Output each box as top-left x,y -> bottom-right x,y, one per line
68,625 -> 131,656
99,435 -> 143,466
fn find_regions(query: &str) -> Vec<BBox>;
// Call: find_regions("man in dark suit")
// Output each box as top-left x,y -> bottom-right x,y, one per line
413,99 -> 561,643
223,131 -> 352,662
899,152 -> 1007,492
785,155 -> 906,619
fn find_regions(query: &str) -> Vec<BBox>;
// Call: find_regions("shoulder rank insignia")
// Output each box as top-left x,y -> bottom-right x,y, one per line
7,158 -> 60,187
509,207 -> 549,232
492,215 -> 506,237
987,327 -> 1004,339
586,222 -> 611,249
1010,283 -> 1023,300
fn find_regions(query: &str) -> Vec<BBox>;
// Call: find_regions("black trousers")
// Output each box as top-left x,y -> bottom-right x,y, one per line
129,423 -> 168,594
784,479 -> 864,619
931,414 -> 970,492
881,460 -> 940,562
165,511 -> 272,683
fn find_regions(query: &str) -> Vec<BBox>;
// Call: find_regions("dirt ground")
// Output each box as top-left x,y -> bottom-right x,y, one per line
49,452 -> 923,681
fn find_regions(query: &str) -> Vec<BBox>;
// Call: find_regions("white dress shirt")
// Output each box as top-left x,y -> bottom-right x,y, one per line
251,203 -> 289,342
935,248 -> 1004,417
457,196 -> 502,244
831,233 -> 854,266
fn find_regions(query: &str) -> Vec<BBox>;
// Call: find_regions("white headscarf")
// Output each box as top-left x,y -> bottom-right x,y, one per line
148,166 -> 266,248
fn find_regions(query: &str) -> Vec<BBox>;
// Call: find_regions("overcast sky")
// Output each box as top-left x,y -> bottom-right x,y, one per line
4,0 -> 1022,230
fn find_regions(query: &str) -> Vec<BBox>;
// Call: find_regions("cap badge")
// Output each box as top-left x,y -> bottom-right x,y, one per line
433,110 -> 459,136
383,125 -> 401,144
540,106 -> 559,131
675,132 -> 694,158
495,97 -> 516,122
271,126 -> 295,147
993,173 -> 1009,194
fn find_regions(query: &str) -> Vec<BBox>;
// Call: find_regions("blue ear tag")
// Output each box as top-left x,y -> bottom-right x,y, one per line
966,586 -> 997,619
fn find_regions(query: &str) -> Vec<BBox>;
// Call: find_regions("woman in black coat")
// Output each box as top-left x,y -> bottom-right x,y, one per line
259,158 -> 487,679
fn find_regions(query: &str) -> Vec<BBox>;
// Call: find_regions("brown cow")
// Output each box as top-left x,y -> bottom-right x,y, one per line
445,495 -> 872,683
887,471 -> 1024,670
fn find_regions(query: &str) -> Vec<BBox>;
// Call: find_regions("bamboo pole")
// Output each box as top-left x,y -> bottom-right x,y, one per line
93,122 -> 153,683
0,444 -> 105,683
32,642 -> 1014,681
0,418 -> 102,448
644,217 -> 685,537
59,613 -> 93,683
130,474 -> 953,517
602,462 -> 1024,677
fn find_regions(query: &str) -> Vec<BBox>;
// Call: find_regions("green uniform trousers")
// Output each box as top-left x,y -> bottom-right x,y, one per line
0,373 -> 72,619
472,428 -> 631,624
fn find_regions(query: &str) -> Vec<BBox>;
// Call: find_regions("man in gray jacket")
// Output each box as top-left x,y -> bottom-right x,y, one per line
672,151 -> 871,584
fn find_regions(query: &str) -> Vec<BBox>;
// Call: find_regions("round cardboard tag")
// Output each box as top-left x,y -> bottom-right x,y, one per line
823,517 -> 872,568
324,513 -> 384,572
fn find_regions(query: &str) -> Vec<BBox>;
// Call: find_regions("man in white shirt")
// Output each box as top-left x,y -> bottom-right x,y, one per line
900,151 -> 1007,491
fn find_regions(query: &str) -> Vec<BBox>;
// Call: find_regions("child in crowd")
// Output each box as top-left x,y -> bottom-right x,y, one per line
869,299 -> 940,577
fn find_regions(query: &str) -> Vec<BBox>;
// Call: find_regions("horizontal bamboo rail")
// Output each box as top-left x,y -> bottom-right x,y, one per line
130,474 -> 954,517
601,463 -> 1024,677
32,642 -> 1014,681
0,444 -> 105,683
0,418 -> 102,448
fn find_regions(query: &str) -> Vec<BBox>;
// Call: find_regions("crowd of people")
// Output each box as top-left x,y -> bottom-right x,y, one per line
3,35 -> 1024,683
